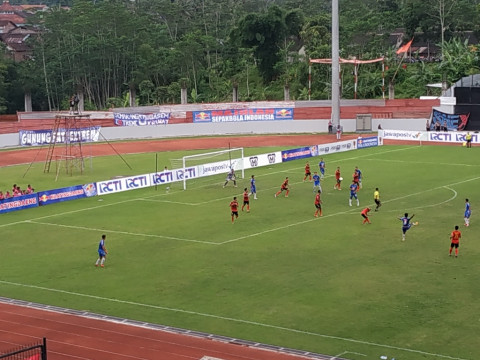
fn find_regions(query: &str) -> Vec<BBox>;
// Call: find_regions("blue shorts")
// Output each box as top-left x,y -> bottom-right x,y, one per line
350,193 -> 358,199
98,250 -> 106,257
250,185 -> 256,193
320,168 -> 325,175
402,225 -> 412,234
465,210 -> 471,218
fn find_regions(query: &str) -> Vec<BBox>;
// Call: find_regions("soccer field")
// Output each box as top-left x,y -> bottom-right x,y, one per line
0,144 -> 479,360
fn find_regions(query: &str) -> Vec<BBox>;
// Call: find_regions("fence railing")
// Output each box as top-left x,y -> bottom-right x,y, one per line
0,338 -> 47,360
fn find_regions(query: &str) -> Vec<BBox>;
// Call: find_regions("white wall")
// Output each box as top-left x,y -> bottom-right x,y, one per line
0,118 -> 428,149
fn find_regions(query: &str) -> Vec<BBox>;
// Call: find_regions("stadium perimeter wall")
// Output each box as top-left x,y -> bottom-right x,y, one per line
0,99 -> 436,149
0,118 -> 426,149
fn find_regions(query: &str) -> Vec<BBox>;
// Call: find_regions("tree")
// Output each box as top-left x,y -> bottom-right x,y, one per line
232,5 -> 304,83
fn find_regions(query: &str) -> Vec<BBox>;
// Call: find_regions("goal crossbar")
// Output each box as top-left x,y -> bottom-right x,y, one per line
173,147 -> 244,190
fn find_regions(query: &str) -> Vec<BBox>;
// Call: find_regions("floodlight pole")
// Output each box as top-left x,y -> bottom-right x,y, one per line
331,0 -> 340,127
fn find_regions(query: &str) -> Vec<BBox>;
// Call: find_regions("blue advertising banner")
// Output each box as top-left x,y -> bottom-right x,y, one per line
114,112 -> 170,126
281,146 -> 314,162
20,127 -> 101,147
430,109 -> 470,131
357,136 -> 379,149
0,193 -> 38,214
38,184 -> 97,206
193,108 -> 294,123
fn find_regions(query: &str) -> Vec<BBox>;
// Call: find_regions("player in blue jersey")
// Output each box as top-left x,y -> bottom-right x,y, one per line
249,175 -> 257,199
349,181 -> 359,206
318,158 -> 326,179
354,166 -> 363,189
398,213 -> 416,241
464,198 -> 471,227
312,171 -> 322,193
95,234 -> 108,268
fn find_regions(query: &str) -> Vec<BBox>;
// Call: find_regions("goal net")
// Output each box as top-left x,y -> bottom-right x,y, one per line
171,147 -> 244,190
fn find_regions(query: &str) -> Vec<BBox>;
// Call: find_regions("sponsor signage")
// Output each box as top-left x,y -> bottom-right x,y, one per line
114,112 -> 170,126
381,130 -> 479,144
281,146 -> 314,162
243,151 -> 282,169
429,132 -> 479,143
38,184 -> 96,206
317,140 -> 356,155
380,130 -> 426,141
151,167 -> 197,185
192,108 -> 294,123
97,174 -> 152,195
0,193 -> 38,214
357,136 -> 379,149
20,127 -> 101,147
197,159 -> 242,177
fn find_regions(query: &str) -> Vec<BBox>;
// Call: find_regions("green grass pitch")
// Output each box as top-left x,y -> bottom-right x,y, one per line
0,144 -> 479,360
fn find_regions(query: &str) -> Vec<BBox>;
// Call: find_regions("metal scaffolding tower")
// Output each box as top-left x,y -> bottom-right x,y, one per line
44,113 -> 91,175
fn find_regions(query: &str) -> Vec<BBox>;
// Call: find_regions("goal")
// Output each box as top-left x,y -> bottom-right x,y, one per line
171,147 -> 245,190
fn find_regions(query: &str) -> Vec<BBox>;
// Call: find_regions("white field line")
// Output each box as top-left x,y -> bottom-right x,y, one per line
140,146 -> 416,201
5,176 -> 476,247
25,220 -> 217,245
0,280 -> 471,360
139,178 -> 321,206
364,158 -> 480,167
220,182 -> 468,245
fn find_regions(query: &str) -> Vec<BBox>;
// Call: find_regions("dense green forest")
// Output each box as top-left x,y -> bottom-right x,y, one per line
1,0 -> 480,113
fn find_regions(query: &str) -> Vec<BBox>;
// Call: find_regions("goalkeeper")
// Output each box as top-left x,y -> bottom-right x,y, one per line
223,168 -> 237,188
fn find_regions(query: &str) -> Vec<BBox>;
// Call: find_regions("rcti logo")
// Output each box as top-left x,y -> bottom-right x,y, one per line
268,153 -> 276,164
100,180 -> 122,193
249,156 -> 259,167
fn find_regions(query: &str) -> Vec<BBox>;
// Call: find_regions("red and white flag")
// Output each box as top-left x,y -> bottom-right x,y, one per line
396,39 -> 413,54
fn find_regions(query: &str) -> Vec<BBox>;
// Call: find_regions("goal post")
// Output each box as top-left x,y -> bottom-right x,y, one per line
171,147 -> 244,190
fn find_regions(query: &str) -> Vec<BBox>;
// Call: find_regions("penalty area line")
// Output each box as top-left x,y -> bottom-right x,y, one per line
26,220 -> 218,245
0,280 -> 471,360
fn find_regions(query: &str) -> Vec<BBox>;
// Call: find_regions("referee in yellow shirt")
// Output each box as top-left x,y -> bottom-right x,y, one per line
374,188 -> 381,211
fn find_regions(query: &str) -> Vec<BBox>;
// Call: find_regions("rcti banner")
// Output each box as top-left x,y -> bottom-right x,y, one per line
429,132 -> 479,144
281,146 -> 315,162
150,167 -> 198,185
20,127 -> 101,146
96,174 -> 152,195
357,136 -> 379,149
430,109 -> 469,131
114,112 -> 170,126
193,108 -> 294,123
0,193 -> 38,214
38,184 -> 96,206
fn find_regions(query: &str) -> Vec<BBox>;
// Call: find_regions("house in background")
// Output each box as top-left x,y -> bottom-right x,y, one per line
0,0 -> 39,62
0,0 -> 28,25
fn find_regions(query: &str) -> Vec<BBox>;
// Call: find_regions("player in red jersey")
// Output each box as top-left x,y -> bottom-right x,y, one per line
361,207 -> 371,224
314,190 -> 323,217
334,167 -> 342,190
352,169 -> 359,189
230,196 -> 239,223
241,188 -> 250,212
449,225 -> 462,257
303,162 -> 312,182
275,177 -> 290,197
